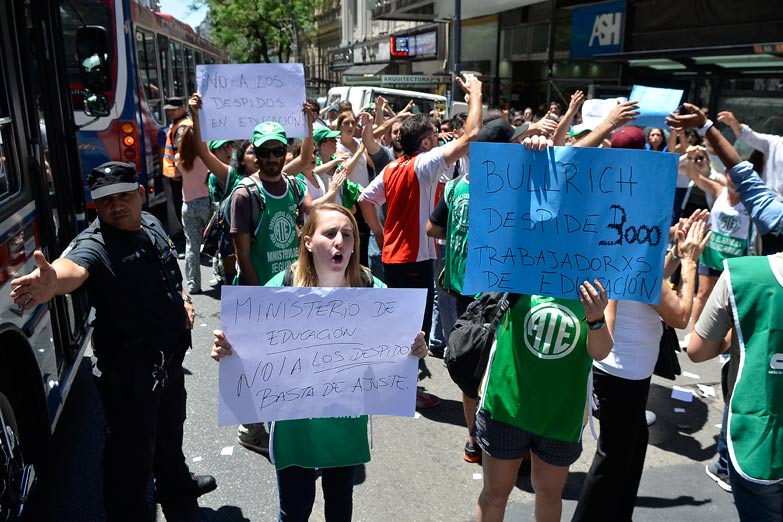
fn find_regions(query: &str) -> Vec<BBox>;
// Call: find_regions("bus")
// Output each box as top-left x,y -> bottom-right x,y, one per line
58,0 -> 227,212
326,86 -> 449,118
1,0 -> 94,519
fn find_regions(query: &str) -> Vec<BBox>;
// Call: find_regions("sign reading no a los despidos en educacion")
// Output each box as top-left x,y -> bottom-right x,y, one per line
196,63 -> 307,142
217,286 -> 426,426
463,144 -> 677,304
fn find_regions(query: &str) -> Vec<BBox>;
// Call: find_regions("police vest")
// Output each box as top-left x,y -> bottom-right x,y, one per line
163,117 -> 193,178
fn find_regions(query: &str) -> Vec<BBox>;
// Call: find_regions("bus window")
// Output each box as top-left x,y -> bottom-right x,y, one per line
136,29 -> 162,122
170,41 -> 185,98
195,50 -> 203,66
59,0 -> 112,88
184,46 -> 196,96
158,34 -> 172,100
0,120 -> 17,201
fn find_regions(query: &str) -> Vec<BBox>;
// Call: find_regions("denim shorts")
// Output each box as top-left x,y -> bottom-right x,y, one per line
698,263 -> 723,277
475,408 -> 582,467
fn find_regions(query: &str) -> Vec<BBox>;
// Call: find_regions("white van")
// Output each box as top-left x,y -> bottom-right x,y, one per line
326,86 -> 448,118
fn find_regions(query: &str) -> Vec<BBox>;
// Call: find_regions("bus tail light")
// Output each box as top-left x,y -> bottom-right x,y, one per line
119,120 -> 139,162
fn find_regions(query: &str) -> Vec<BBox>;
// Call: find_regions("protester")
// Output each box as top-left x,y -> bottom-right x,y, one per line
551,90 -> 585,146
10,162 -> 216,520
475,279 -> 613,522
670,102 -> 783,521
572,211 -> 710,521
162,97 -> 191,235
717,110 -> 783,254
210,203 -> 428,522
175,125 -> 211,294
646,127 -> 668,151
358,73 -> 485,410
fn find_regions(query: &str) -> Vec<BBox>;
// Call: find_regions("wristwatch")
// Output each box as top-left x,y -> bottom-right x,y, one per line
586,316 -> 606,330
183,294 -> 193,304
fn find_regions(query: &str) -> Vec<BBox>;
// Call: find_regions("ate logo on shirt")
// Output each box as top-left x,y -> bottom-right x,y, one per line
523,303 -> 581,360
270,210 -> 297,249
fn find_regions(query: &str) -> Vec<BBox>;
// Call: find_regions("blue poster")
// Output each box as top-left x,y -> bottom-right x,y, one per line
463,144 -> 678,304
570,0 -> 625,59
629,85 -> 683,129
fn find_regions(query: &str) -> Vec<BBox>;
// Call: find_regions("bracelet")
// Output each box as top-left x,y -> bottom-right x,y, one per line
668,248 -> 681,261
696,118 -> 714,137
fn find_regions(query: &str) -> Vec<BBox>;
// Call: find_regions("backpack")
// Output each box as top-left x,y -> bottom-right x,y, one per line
205,175 -> 303,256
445,292 -> 520,400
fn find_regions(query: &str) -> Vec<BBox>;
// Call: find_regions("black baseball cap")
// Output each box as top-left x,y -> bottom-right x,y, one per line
88,162 -> 139,200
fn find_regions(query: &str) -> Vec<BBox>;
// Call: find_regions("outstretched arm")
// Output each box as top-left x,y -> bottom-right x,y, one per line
189,93 -> 230,184
10,251 -> 88,310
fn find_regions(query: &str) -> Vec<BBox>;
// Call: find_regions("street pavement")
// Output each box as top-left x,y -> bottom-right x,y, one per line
30,261 -> 738,521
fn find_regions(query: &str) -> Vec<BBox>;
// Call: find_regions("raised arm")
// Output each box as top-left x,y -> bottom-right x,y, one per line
283,102 -> 317,175
188,93 -> 230,184
552,90 -> 585,146
574,100 -> 640,148
441,74 -> 483,166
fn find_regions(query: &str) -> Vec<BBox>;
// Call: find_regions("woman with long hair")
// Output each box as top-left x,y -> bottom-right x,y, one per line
175,125 -> 211,293
211,204 -> 428,522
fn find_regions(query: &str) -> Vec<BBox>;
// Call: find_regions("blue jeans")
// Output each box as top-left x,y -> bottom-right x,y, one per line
430,243 -> 457,350
368,231 -> 384,281
277,465 -> 356,522
729,459 -> 783,522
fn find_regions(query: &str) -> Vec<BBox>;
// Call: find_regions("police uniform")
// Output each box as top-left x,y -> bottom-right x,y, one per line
64,209 -> 201,519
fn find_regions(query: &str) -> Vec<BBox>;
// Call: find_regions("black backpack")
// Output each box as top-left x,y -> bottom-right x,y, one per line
445,292 -> 520,400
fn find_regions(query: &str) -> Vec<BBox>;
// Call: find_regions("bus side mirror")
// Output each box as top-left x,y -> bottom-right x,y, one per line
83,93 -> 110,117
76,26 -> 111,92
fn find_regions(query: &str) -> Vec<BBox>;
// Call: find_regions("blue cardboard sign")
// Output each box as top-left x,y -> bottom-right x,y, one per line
464,144 -> 678,304
570,0 -> 625,59
629,85 -> 684,130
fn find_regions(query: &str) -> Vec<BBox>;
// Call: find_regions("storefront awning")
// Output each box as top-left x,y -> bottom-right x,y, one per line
342,64 -> 389,76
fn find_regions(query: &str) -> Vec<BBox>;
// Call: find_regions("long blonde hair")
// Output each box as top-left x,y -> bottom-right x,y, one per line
291,203 -> 371,287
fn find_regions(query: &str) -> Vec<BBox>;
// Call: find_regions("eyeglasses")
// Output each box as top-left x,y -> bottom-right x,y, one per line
256,146 -> 287,159
694,156 -> 706,162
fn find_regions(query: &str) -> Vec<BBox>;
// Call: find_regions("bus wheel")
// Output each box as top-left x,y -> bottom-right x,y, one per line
0,392 -> 29,521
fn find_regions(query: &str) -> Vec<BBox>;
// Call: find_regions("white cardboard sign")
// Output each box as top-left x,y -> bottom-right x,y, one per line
196,63 -> 307,141
217,286 -> 427,426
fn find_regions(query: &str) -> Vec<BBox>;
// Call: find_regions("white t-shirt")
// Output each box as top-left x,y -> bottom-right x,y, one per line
594,299 -> 662,380
336,137 -> 369,187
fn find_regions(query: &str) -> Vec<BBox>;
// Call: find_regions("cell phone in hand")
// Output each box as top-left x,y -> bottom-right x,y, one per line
677,104 -> 691,115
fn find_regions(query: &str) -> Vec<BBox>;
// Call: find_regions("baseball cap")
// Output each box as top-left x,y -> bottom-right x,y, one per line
313,127 -> 341,145
477,119 -> 516,143
610,126 -> 646,150
252,122 -> 287,148
568,123 -> 594,140
208,140 -> 232,151
163,97 -> 185,110
88,161 -> 139,200
328,104 -> 339,112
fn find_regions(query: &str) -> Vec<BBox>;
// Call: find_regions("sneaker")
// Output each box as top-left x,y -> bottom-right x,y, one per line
237,423 -> 270,457
705,462 -> 732,492
645,410 -> 657,426
464,440 -> 481,463
415,388 -> 440,410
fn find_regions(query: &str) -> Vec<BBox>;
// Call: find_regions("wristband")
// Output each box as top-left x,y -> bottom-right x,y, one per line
585,316 -> 606,331
696,119 -> 713,137
667,248 -> 681,262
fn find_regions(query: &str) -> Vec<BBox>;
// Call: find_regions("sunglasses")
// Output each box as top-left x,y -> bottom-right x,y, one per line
693,156 -> 706,161
256,146 -> 287,159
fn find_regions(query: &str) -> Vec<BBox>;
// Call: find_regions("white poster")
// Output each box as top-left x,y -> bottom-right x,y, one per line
217,286 -> 427,426
196,63 -> 307,141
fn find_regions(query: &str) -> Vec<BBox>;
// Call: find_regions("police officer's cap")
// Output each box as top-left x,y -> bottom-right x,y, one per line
88,161 -> 139,200
164,97 -> 185,110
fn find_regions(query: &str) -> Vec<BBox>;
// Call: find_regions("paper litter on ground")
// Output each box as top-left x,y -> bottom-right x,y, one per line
220,446 -> 234,456
473,473 -> 483,480
697,384 -> 716,397
192,456 -> 203,462
671,385 -> 694,402
674,407 -> 686,413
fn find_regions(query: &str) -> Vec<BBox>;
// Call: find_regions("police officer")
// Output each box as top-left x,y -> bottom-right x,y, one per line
10,162 -> 216,520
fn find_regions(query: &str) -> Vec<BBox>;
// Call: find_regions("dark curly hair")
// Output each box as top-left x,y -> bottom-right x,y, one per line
399,114 -> 434,157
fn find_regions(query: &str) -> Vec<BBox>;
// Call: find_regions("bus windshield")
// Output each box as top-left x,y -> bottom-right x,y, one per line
60,0 -> 113,89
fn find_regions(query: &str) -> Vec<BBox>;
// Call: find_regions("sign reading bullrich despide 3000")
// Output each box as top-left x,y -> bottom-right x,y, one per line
463,143 -> 677,305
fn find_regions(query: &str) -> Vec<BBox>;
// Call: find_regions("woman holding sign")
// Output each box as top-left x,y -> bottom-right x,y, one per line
211,203 -> 428,522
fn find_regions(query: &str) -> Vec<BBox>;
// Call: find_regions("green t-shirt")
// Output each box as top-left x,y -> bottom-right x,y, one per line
264,269 -> 386,470
480,295 -> 593,443
444,177 -> 470,294
240,176 -> 307,285
208,166 -> 242,204
315,154 -> 362,209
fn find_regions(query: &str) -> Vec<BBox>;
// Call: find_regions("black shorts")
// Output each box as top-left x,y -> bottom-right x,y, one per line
475,408 -> 582,467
